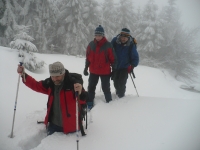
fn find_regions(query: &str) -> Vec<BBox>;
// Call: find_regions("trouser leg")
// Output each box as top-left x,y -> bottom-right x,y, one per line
47,122 -> 63,136
113,69 -> 128,97
100,75 -> 112,102
87,73 -> 99,107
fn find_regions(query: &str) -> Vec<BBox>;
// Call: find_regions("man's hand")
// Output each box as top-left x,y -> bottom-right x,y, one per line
127,65 -> 134,73
83,68 -> 89,76
17,65 -> 24,75
74,83 -> 82,95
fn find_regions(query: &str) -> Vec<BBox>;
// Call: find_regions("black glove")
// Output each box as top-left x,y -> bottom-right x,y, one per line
110,71 -> 115,80
83,68 -> 89,76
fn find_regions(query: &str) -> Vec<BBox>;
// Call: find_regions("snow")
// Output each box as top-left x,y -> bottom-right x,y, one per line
0,46 -> 200,150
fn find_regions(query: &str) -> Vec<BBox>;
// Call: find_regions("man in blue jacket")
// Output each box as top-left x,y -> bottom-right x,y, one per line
111,28 -> 139,98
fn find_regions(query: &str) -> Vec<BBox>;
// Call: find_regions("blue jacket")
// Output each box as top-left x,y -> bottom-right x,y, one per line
111,35 -> 139,69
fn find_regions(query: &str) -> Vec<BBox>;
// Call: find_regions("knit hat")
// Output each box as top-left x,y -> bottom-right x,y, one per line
95,25 -> 104,36
49,61 -> 65,76
120,28 -> 130,37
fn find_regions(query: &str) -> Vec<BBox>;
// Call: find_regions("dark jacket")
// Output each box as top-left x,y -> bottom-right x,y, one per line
85,37 -> 117,75
111,35 -> 139,69
22,70 -> 86,134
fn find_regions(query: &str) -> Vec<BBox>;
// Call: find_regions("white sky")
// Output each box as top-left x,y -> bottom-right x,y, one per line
0,47 -> 200,150
100,0 -> 200,28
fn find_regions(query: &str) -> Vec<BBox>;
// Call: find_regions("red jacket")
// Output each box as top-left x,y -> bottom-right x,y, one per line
86,37 -> 116,75
22,71 -> 86,134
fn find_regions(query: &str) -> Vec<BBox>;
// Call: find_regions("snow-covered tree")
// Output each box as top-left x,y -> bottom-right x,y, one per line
21,0 -> 58,53
10,25 -> 44,71
82,0 -> 99,41
135,0 -> 164,56
117,0 -> 136,32
0,0 -> 22,45
0,0 -> 6,46
101,0 -> 118,40
51,0 -> 89,56
154,0 -> 200,82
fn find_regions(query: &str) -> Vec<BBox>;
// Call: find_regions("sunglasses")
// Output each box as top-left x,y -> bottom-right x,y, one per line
120,34 -> 130,37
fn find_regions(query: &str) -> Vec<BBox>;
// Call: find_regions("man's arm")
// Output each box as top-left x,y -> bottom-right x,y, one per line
130,44 -> 139,67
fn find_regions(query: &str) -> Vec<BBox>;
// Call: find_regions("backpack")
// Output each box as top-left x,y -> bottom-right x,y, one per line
113,35 -> 137,63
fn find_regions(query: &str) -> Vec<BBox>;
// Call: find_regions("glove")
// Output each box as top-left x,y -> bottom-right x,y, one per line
110,71 -> 115,80
127,65 -> 134,73
83,68 -> 89,76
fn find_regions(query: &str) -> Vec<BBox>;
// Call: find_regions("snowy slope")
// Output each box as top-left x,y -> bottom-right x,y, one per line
0,46 -> 200,150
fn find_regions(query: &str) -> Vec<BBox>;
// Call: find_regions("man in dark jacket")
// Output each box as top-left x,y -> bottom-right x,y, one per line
83,25 -> 117,109
111,28 -> 139,98
17,61 -> 87,135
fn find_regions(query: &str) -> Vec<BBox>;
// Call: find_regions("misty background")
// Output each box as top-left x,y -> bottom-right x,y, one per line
0,0 -> 200,84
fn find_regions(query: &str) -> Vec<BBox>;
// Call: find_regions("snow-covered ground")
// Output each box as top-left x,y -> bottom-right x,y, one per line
0,46 -> 200,150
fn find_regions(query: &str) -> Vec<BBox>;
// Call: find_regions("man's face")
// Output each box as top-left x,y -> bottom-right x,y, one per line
95,35 -> 103,41
51,73 -> 65,85
120,35 -> 129,44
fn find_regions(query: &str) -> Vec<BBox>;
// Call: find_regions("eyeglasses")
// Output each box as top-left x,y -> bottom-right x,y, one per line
120,34 -> 130,37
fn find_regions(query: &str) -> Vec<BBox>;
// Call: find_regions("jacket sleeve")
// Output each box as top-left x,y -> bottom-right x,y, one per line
22,73 -> 49,95
85,44 -> 91,68
130,44 -> 139,67
108,47 -> 117,70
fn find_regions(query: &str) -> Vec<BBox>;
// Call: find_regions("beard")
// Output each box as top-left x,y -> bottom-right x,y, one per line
53,80 -> 63,85
53,77 -> 64,85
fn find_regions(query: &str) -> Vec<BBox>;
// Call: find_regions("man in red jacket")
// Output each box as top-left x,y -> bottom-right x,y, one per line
83,25 -> 117,109
17,61 -> 87,135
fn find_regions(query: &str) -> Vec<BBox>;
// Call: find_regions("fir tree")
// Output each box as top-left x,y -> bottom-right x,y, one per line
101,0 -> 117,40
23,0 -> 57,53
135,0 -> 164,57
10,25 -> 44,71
117,0 -> 135,31
0,0 -> 21,45
82,0 -> 99,41
52,0 -> 88,56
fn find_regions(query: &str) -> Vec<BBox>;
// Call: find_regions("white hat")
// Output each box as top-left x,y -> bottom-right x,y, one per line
49,62 -> 65,76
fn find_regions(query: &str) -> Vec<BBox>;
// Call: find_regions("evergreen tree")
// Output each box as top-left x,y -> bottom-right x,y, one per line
23,0 -> 58,53
134,0 -> 163,57
82,0 -> 99,41
0,0 -> 21,45
155,0 -> 200,82
10,25 -> 44,71
117,0 -> 135,32
0,0 -> 6,45
52,0 -> 88,56
101,0 -> 117,40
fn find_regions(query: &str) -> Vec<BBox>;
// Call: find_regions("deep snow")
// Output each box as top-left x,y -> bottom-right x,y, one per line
0,46 -> 200,150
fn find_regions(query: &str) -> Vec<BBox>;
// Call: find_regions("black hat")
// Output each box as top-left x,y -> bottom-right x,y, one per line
95,25 -> 104,36
120,28 -> 130,37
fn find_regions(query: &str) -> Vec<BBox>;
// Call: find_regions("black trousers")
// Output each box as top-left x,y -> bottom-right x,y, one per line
88,73 -> 112,103
113,69 -> 128,97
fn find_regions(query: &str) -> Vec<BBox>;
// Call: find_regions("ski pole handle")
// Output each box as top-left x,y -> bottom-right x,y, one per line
18,62 -> 26,82
75,91 -> 79,97
19,62 -> 23,66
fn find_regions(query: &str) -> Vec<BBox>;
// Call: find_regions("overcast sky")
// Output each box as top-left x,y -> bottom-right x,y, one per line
100,0 -> 200,29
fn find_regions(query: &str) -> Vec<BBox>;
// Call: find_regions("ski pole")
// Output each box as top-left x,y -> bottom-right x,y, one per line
129,72 -> 139,97
9,62 -> 23,138
75,91 -> 79,150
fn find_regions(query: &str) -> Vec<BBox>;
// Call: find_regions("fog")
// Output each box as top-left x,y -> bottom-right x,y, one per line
99,0 -> 200,45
